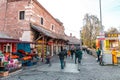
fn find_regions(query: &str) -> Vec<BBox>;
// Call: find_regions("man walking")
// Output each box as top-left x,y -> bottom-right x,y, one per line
58,48 -> 65,69
96,48 -> 101,62
70,49 -> 74,59
75,47 -> 83,71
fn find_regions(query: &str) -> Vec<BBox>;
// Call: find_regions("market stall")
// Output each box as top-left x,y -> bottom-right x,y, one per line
96,33 -> 120,65
0,33 -> 22,76
16,43 -> 39,66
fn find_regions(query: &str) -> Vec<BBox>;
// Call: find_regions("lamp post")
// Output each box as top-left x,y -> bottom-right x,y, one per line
99,0 -> 104,65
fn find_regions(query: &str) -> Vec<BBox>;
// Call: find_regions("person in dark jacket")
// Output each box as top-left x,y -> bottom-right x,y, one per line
96,48 -> 101,62
64,49 -> 67,58
70,49 -> 74,59
75,47 -> 83,64
75,47 -> 83,71
58,49 -> 65,69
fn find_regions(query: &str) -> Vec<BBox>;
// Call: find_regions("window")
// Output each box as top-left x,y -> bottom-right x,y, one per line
40,17 -> 43,25
3,44 -> 12,53
52,25 -> 54,30
51,24 -> 55,31
19,11 -> 25,20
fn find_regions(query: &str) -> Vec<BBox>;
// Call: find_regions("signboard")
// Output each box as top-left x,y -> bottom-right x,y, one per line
103,53 -> 112,64
106,33 -> 120,37
97,35 -> 105,40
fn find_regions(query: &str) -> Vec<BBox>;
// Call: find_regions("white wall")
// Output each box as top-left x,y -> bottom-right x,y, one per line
21,31 -> 31,42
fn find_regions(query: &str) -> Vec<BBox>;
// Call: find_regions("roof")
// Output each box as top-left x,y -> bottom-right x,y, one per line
67,36 -> 81,45
31,24 -> 68,41
31,24 -> 57,38
0,32 -> 12,39
0,38 -> 36,44
0,32 -> 35,43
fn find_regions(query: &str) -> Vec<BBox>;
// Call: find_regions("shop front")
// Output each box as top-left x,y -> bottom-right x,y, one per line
0,35 -> 22,76
0,39 -> 19,53
31,24 -> 67,61
96,33 -> 120,64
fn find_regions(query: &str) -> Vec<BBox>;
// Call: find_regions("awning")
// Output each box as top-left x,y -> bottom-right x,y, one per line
31,24 -> 68,41
31,24 -> 57,38
0,38 -> 36,44
0,32 -> 12,39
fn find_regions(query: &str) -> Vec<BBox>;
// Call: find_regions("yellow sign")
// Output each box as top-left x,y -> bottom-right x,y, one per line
107,34 -> 119,37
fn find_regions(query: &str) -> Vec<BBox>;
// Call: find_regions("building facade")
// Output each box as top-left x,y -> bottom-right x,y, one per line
0,0 -> 67,60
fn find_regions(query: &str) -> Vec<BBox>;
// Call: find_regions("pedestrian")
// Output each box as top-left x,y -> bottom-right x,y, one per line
75,47 -> 83,71
64,49 -> 67,58
96,48 -> 101,62
70,49 -> 74,59
45,51 -> 51,66
58,48 -> 65,69
67,50 -> 71,57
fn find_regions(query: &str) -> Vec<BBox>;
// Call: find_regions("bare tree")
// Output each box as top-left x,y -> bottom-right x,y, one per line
107,27 -> 119,33
81,14 -> 101,48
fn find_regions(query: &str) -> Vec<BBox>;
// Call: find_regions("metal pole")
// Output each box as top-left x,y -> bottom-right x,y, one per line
99,0 -> 102,31
99,0 -> 104,65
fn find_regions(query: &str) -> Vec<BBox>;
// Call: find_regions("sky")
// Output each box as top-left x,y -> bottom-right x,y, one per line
38,0 -> 120,39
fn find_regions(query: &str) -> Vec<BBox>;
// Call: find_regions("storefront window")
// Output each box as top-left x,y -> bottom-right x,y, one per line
53,46 -> 56,54
8,46 -> 11,52
3,44 -> 12,53
47,45 -> 51,54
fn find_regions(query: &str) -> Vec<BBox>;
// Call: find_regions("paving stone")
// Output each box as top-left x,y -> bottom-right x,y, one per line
1,51 -> 120,80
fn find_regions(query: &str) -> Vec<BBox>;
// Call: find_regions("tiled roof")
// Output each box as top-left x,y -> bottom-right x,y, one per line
31,24 -> 57,38
67,36 -> 81,45
0,32 -> 12,39
30,24 -> 68,41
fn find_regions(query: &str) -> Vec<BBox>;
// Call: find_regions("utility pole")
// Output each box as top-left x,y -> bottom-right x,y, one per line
99,0 -> 104,65
99,0 -> 102,30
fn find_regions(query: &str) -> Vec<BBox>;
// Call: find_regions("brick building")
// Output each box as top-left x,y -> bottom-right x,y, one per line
0,0 -> 67,59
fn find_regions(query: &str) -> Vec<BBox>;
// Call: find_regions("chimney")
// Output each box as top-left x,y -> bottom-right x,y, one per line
70,33 -> 72,37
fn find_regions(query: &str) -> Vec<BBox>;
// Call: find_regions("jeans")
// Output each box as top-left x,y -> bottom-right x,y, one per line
97,55 -> 100,62
75,57 -> 81,64
60,59 -> 64,69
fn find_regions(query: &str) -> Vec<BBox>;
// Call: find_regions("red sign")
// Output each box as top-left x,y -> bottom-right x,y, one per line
48,42 -> 53,45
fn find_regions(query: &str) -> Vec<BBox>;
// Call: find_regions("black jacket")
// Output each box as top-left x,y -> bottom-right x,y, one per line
58,51 -> 65,60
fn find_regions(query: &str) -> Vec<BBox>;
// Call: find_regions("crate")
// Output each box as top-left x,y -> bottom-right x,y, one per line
0,71 -> 9,77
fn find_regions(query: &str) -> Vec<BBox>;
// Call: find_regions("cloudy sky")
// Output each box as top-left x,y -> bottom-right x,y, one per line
38,0 -> 120,39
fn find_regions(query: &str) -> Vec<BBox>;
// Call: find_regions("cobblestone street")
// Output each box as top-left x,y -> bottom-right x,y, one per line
1,51 -> 120,80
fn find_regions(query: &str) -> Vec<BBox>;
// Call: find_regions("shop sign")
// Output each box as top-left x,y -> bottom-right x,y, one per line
48,41 -> 53,45
107,34 -> 118,37
97,35 -> 105,40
